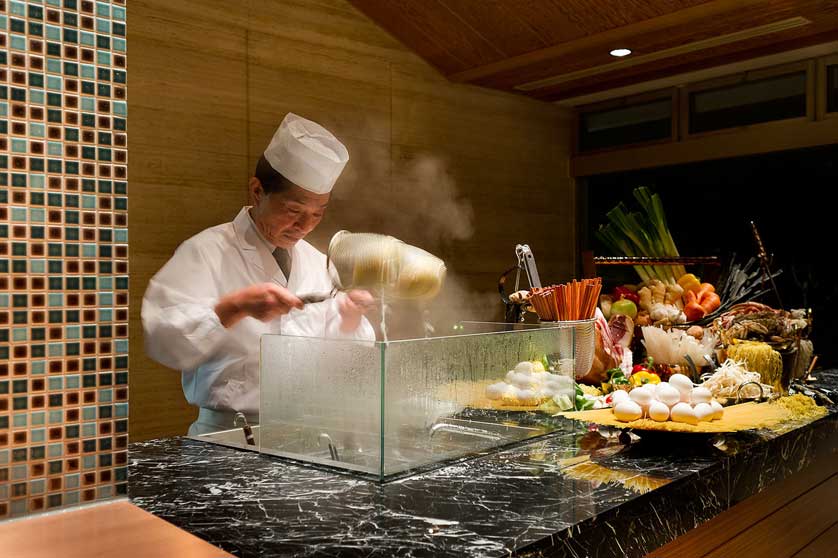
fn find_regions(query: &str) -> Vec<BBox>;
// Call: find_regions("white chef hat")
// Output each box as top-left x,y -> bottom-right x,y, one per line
263,113 -> 349,194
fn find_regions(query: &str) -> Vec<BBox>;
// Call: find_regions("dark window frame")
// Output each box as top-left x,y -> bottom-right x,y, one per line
573,89 -> 677,155
680,60 -> 814,139
817,54 -> 838,120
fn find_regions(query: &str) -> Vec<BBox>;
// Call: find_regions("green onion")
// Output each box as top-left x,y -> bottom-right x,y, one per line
595,186 -> 685,284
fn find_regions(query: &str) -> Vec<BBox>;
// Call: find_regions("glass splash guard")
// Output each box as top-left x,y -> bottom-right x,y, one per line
252,320 -> 595,481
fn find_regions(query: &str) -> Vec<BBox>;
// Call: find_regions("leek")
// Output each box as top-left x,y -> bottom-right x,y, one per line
596,187 -> 685,284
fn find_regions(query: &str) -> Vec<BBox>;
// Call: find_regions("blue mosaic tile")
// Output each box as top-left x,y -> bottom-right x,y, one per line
0,0 -> 128,519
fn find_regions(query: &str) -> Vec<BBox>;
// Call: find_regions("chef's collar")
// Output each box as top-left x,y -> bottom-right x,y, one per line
246,206 -> 287,256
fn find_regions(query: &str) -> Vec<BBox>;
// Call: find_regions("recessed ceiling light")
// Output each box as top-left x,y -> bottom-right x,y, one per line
610,48 -> 632,57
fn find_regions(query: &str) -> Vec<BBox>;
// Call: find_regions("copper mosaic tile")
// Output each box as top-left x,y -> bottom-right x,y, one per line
1,0 -> 128,519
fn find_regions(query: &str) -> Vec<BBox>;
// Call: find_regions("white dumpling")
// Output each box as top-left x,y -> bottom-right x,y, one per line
710,400 -> 724,420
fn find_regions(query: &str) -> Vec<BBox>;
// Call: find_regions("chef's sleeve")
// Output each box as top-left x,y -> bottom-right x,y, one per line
323,294 -> 377,341
141,239 -> 234,371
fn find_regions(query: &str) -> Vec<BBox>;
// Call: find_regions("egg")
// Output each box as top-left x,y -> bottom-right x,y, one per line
516,388 -> 538,405
512,372 -> 533,389
710,400 -> 724,420
648,400 -> 671,422
690,386 -> 713,405
656,384 -> 681,408
532,371 -> 549,383
669,374 -> 694,394
654,381 -> 671,395
642,382 -> 658,393
694,402 -> 714,422
485,382 -> 506,400
610,390 -> 630,406
613,400 -> 643,422
546,376 -> 573,391
514,361 -> 534,374
501,384 -> 519,404
670,402 -> 699,425
629,386 -> 653,405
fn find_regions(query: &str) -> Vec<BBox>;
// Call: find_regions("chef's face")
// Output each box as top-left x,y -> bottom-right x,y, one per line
249,178 -> 330,249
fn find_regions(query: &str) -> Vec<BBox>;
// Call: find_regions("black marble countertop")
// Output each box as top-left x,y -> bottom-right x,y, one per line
130,371 -> 838,558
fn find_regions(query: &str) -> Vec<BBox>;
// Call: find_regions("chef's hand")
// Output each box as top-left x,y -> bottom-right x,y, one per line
215,283 -> 303,328
338,290 -> 375,333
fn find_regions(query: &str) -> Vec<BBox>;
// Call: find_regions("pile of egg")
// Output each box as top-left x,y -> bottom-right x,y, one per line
485,361 -> 576,406
612,373 -> 724,424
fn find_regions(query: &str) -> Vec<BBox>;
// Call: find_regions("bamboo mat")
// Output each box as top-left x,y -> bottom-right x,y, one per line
435,379 -> 545,412
561,395 -> 826,433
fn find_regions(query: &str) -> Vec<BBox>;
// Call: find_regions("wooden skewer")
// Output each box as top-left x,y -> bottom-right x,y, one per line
528,278 -> 602,321
805,355 -> 818,381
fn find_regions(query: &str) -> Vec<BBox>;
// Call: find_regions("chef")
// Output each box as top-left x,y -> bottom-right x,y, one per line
142,113 -> 376,435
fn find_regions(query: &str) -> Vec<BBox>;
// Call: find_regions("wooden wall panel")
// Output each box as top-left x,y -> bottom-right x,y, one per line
129,0 -> 573,441
128,0 -> 250,441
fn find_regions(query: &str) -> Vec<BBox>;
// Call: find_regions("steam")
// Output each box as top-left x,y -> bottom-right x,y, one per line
324,152 -> 505,339
333,153 -> 474,247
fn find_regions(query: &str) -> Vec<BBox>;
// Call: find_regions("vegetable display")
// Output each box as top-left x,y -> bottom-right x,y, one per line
584,187 -> 817,413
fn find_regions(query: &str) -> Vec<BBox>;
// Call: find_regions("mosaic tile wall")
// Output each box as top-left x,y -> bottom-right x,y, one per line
0,0 -> 127,519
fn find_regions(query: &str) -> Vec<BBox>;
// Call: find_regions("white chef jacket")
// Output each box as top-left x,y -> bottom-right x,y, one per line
141,207 -> 375,417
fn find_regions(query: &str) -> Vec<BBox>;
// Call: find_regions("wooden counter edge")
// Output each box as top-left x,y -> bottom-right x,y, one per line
0,499 -> 234,558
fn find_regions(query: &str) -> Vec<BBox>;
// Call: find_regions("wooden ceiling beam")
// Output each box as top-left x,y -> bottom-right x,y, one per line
535,29 -> 838,102
516,16 -> 812,91
447,0 -> 779,83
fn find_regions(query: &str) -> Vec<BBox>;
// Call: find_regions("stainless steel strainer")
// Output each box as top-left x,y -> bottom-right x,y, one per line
326,230 -> 446,300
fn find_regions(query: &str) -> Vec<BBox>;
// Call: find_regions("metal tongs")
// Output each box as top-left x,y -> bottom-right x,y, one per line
297,292 -> 335,305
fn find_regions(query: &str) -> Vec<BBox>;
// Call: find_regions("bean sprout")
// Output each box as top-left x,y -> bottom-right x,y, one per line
702,359 -> 774,399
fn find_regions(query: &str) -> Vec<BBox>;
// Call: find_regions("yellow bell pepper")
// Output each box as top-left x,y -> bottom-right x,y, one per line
629,371 -> 661,386
677,273 -> 701,294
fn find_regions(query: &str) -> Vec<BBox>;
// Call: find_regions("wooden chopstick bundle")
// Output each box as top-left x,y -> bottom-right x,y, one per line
530,278 -> 601,321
